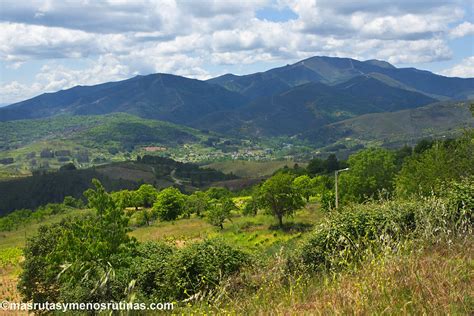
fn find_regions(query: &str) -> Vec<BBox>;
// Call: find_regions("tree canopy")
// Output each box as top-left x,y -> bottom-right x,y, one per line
258,173 -> 304,227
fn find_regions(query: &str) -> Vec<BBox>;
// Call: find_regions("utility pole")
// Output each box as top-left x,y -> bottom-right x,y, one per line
335,168 -> 349,209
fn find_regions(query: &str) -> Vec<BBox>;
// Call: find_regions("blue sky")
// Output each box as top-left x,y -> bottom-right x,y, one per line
0,0 -> 473,104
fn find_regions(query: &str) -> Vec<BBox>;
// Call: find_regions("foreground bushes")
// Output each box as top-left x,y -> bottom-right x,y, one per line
132,238 -> 250,302
19,223 -> 249,304
290,177 -> 473,274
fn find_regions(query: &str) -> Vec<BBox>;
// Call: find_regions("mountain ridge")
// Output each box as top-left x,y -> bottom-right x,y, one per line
0,55 -> 472,140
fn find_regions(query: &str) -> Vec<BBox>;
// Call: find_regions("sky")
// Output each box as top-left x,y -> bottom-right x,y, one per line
0,0 -> 473,105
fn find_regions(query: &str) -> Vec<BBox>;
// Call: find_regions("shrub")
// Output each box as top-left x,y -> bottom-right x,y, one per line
170,238 -> 250,300
289,185 -> 472,275
19,179 -> 135,303
132,238 -> 250,301
131,241 -> 176,301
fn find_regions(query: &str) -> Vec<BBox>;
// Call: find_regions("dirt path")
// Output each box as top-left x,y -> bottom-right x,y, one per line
170,169 -> 183,185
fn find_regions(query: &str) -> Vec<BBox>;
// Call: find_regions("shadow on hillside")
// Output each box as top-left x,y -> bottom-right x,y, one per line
269,222 -> 313,233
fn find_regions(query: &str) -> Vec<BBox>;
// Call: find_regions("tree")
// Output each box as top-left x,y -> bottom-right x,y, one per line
62,196 -> 84,208
339,148 -> 397,203
396,131 -> 474,197
136,184 -> 158,208
152,187 -> 186,221
207,198 -> 235,229
206,187 -> 231,200
293,175 -> 312,202
414,139 -> 434,154
185,191 -> 209,217
324,154 -> 339,173
258,173 -> 304,227
395,145 -> 412,167
111,190 -> 134,209
307,158 -> 325,175
59,163 -> 76,171
19,179 -> 135,302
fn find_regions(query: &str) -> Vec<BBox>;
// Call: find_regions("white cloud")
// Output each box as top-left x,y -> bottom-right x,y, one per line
450,22 -> 474,38
440,56 -> 474,78
0,55 -> 131,104
0,23 -> 103,62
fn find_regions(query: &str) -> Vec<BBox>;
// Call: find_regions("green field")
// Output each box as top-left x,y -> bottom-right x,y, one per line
205,160 -> 307,178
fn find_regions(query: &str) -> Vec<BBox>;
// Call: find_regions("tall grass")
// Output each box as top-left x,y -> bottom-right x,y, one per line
178,179 -> 473,314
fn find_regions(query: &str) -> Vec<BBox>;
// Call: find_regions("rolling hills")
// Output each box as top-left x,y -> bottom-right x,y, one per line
300,100 -> 474,148
0,55 -> 473,164
0,73 -> 247,124
1,56 -> 472,140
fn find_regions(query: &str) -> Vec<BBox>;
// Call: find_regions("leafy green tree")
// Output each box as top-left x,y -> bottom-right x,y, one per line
185,191 -> 209,217
395,145 -> 412,167
206,186 -> 231,200
207,198 -> 235,229
111,190 -> 134,209
396,131 -> 474,197
414,139 -> 434,154
258,173 -> 304,227
136,184 -> 158,208
307,158 -> 325,175
293,175 -> 313,202
242,197 -> 259,216
324,154 -> 339,173
340,148 -> 397,203
320,189 -> 335,211
19,179 -> 135,302
62,196 -> 84,208
152,187 -> 186,221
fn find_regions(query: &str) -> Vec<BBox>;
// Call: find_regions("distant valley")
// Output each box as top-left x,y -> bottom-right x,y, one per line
0,55 -> 473,177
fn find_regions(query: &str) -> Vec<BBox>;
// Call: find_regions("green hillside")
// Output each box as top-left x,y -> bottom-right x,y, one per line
227,79 -> 434,136
301,100 -> 474,149
0,113 -> 242,177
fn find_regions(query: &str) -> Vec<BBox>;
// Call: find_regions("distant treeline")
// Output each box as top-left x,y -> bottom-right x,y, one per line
0,168 -> 137,215
0,155 -> 237,215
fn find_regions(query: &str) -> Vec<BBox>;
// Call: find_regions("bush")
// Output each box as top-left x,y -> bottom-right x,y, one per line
133,238 -> 250,301
289,185 -> 472,274
169,238 -> 250,300
131,241 -> 176,301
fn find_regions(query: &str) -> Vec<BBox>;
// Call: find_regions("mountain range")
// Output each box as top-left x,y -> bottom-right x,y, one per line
1,56 -> 473,142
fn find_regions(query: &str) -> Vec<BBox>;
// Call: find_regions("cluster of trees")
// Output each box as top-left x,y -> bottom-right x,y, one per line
268,130 -> 474,209
18,180 -> 249,303
110,184 -> 236,229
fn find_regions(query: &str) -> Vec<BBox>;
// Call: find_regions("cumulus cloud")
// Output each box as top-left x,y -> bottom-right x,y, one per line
0,55 -> 132,104
440,56 -> 474,78
450,22 -> 474,38
0,0 -> 164,33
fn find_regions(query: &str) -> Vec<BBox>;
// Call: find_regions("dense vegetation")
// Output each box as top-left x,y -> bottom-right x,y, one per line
0,128 -> 466,313
0,155 -> 236,215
